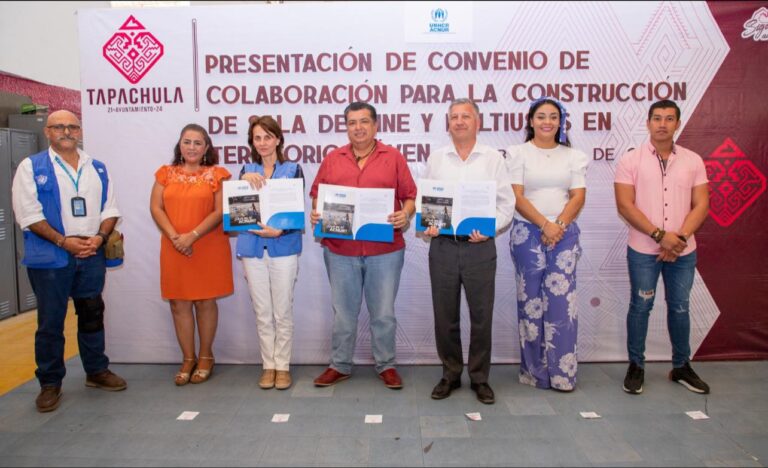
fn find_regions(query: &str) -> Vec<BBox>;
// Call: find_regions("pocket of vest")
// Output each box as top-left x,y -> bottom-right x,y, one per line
22,232 -> 63,267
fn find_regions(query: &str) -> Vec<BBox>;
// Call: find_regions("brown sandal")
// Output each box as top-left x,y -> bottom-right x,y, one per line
175,358 -> 197,386
190,356 -> 214,384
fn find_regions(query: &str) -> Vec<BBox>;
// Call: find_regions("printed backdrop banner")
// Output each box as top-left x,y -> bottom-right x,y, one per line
77,1 -> 767,364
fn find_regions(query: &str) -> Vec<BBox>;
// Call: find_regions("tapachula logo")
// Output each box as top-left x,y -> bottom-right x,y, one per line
103,15 -> 164,84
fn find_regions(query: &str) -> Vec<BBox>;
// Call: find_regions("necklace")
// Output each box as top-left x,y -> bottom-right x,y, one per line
532,141 -> 557,158
353,142 -> 376,163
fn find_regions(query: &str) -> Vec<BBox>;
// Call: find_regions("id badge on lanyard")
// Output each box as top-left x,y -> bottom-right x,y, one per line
55,157 -> 87,217
71,196 -> 87,217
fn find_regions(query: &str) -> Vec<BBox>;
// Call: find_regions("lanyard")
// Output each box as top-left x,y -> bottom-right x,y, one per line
54,157 -> 84,194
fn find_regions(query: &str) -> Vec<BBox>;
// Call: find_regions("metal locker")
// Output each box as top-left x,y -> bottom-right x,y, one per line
0,129 -> 19,319
8,114 -> 49,151
9,129 -> 39,312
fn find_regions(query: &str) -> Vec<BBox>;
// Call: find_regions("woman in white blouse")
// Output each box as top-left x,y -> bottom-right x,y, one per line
506,97 -> 588,392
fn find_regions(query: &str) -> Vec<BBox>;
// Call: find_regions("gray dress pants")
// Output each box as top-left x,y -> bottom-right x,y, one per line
428,236 -> 497,384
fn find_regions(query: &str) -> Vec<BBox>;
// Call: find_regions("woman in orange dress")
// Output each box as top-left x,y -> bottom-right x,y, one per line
150,123 -> 233,385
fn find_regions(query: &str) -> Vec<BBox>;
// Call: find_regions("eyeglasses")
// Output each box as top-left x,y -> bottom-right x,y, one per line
46,124 -> 81,133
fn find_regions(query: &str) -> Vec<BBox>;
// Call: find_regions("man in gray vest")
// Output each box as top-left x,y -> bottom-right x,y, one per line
11,110 -> 126,413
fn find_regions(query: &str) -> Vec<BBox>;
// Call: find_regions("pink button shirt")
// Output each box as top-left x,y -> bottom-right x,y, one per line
614,141 -> 708,255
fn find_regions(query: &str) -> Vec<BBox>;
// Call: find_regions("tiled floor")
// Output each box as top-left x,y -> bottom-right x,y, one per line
0,361 -> 766,467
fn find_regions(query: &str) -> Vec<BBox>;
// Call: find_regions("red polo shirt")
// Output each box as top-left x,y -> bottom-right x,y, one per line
309,141 -> 417,256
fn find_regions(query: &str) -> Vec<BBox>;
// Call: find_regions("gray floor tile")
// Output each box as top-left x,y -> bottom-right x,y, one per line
466,411 -> 521,439
515,415 -> 586,443
725,433 -> 768,464
370,395 -> 420,417
0,362 -> 766,467
624,433 -> 703,464
314,436 -> 369,466
420,438 -> 478,467
0,392 -> 35,416
366,415 -> 422,439
470,438 -> 531,466
313,395 -> 377,417
3,431 -> 76,457
420,415 -> 470,438
369,437 -> 424,466
289,378 -> 335,398
523,435 -> 592,466
0,456 -> 75,467
77,433 -> 213,461
703,458 -> 762,467
200,432 -> 268,464
259,435 -> 319,466
0,408 -> 57,433
0,431 -> 26,453
566,418 -> 644,464
237,393 -> 318,417
504,396 -> 557,415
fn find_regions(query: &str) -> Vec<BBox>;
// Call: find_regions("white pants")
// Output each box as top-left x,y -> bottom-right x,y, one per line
241,252 -> 298,371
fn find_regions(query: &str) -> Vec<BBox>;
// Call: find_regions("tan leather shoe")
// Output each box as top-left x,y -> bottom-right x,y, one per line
36,386 -> 62,413
275,371 -> 292,390
259,369 -> 276,389
85,369 -> 127,391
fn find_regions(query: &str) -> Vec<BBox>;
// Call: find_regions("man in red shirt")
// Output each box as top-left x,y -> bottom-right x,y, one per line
309,102 -> 417,389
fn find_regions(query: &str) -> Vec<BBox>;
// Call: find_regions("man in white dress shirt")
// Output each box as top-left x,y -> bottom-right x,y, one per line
423,99 -> 516,404
12,110 -> 127,413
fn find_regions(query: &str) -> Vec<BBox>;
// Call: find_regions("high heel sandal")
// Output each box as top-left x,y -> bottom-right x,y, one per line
175,358 -> 197,386
190,356 -> 214,384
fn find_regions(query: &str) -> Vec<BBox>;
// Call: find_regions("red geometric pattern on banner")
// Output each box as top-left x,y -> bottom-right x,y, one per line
102,15 -> 164,84
705,137 -> 766,227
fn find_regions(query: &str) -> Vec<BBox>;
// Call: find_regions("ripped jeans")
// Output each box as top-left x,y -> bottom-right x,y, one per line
626,247 -> 697,368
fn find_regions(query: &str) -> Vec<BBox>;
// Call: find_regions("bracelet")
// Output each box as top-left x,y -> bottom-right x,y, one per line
97,232 -> 110,244
541,220 -> 550,230
650,228 -> 665,243
191,230 -> 200,238
55,236 -> 65,248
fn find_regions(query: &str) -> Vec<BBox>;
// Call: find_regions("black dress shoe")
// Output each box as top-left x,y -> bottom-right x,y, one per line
470,382 -> 495,404
431,378 -> 461,400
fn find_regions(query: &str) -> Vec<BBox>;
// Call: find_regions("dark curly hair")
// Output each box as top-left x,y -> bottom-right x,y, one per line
524,98 -> 571,147
172,123 -> 219,166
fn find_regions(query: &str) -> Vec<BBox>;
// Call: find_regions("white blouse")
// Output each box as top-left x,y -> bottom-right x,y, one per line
505,141 -> 588,222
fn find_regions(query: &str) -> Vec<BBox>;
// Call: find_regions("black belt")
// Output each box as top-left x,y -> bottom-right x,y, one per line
438,234 -> 471,242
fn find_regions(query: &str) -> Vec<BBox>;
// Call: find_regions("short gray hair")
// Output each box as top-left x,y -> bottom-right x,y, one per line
448,98 -> 480,117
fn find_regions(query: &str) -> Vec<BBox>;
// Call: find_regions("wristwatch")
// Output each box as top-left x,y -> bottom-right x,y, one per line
97,231 -> 110,244
554,219 -> 566,229
650,227 -> 665,243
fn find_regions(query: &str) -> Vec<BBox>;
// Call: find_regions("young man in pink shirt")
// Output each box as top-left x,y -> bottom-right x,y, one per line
614,100 -> 710,395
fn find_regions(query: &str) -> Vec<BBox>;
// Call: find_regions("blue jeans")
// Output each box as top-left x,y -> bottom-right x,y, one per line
27,251 -> 109,387
626,247 -> 696,368
323,248 -> 405,374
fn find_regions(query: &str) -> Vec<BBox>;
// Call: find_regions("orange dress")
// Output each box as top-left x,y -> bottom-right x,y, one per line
155,165 -> 234,300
